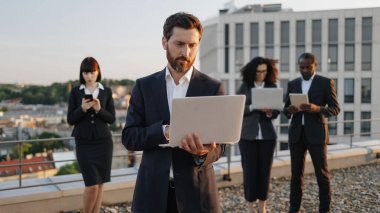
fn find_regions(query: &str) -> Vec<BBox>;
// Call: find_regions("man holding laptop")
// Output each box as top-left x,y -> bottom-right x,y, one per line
283,53 -> 340,213
122,12 -> 225,213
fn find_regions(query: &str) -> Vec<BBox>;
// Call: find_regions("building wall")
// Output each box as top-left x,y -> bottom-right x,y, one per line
200,6 -> 380,147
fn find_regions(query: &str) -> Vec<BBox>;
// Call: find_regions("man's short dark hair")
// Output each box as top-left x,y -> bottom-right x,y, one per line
298,52 -> 317,64
163,12 -> 203,41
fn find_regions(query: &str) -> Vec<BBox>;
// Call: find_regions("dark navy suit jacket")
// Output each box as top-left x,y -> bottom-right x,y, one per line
283,75 -> 340,144
122,68 -> 225,213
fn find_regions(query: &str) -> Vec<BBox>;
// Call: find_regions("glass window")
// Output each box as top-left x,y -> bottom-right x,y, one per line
344,44 -> 355,71
344,111 -> 354,135
265,22 -> 274,58
280,47 -> 289,72
296,45 -> 305,66
344,79 -> 354,103
235,23 -> 244,46
312,45 -> 321,71
361,78 -> 371,103
265,47 -> 274,58
312,20 -> 322,43
362,44 -> 372,71
235,48 -> 244,72
224,24 -> 229,73
281,21 -> 289,44
345,18 -> 355,42
265,22 -> 274,45
328,116 -> 337,136
280,113 -> 289,134
296,20 -> 305,44
235,23 -> 244,73
361,111 -> 371,136
280,79 -> 288,100
250,47 -> 259,60
362,17 -> 372,41
328,45 -> 338,71
250,23 -> 259,46
328,19 -> 338,42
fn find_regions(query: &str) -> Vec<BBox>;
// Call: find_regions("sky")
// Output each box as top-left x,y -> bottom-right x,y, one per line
1,0 -> 380,85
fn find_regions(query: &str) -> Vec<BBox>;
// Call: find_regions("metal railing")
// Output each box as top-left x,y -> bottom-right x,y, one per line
0,118 -> 379,191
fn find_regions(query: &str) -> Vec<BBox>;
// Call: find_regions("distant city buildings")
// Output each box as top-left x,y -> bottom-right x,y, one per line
200,3 -> 380,151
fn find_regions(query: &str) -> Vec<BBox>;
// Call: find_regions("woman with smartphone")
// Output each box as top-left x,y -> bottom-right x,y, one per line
67,57 -> 115,213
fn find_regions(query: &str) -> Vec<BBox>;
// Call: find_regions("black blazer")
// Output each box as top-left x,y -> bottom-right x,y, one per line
67,85 -> 115,142
237,82 -> 280,141
283,75 -> 340,144
122,68 -> 225,213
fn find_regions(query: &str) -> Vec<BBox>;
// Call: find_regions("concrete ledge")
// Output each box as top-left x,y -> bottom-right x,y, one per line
0,140 -> 379,213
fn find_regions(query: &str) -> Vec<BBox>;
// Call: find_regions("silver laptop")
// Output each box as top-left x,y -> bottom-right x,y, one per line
161,95 -> 245,147
251,88 -> 283,110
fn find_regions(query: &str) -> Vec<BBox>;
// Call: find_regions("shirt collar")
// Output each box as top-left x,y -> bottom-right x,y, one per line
254,81 -> 265,88
165,66 -> 193,84
79,82 -> 105,90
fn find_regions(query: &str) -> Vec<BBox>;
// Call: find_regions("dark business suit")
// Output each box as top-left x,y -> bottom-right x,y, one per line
237,82 -> 279,201
122,68 -> 225,213
283,75 -> 340,212
67,85 -> 115,186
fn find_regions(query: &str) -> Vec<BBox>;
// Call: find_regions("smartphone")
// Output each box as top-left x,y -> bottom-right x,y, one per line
84,94 -> 93,101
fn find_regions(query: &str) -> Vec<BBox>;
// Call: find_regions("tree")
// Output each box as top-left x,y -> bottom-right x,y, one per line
29,132 -> 65,154
55,162 -> 80,175
10,143 -> 32,159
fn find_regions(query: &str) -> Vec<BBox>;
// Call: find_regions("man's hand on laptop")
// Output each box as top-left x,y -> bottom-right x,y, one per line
179,133 -> 217,155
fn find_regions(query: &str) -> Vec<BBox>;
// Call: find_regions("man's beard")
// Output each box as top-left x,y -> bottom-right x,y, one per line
166,51 -> 195,73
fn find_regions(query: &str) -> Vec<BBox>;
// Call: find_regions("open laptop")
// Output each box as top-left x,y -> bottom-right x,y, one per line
251,88 -> 283,110
160,95 -> 245,147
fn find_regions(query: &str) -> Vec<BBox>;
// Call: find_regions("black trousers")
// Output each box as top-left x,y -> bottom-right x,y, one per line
167,179 -> 178,213
289,127 -> 331,213
239,139 -> 276,201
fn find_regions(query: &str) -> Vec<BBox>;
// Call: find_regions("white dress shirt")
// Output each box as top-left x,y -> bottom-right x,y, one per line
301,73 -> 316,125
79,82 -> 105,98
163,66 -> 193,178
253,82 -> 265,140
165,67 -> 193,114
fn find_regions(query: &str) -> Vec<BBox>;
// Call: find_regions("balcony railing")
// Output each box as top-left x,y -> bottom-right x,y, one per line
0,118 -> 379,191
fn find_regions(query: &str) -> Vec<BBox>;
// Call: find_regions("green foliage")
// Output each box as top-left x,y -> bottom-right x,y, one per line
0,79 -> 135,105
0,106 -> 8,112
55,161 -> 80,176
0,84 -> 22,101
29,132 -> 65,154
10,143 -> 32,159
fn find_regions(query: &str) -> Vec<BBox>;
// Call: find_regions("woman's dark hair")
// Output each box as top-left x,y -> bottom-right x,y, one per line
163,12 -> 203,41
240,56 -> 278,87
79,57 -> 102,84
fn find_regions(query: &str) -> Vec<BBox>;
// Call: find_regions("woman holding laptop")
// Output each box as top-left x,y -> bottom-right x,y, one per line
237,57 -> 280,213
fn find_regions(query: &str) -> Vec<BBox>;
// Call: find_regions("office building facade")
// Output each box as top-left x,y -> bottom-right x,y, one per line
200,4 -> 380,149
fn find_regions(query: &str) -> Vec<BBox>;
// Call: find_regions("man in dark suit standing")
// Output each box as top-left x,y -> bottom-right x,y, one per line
122,12 -> 225,213
283,53 -> 340,213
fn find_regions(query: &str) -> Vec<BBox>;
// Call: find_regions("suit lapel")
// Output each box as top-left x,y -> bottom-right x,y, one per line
153,69 -> 170,123
297,78 -> 303,93
97,87 -> 105,104
307,75 -> 319,96
186,69 -> 206,97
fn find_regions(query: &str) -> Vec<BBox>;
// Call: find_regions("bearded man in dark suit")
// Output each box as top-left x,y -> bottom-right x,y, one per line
122,12 -> 225,213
